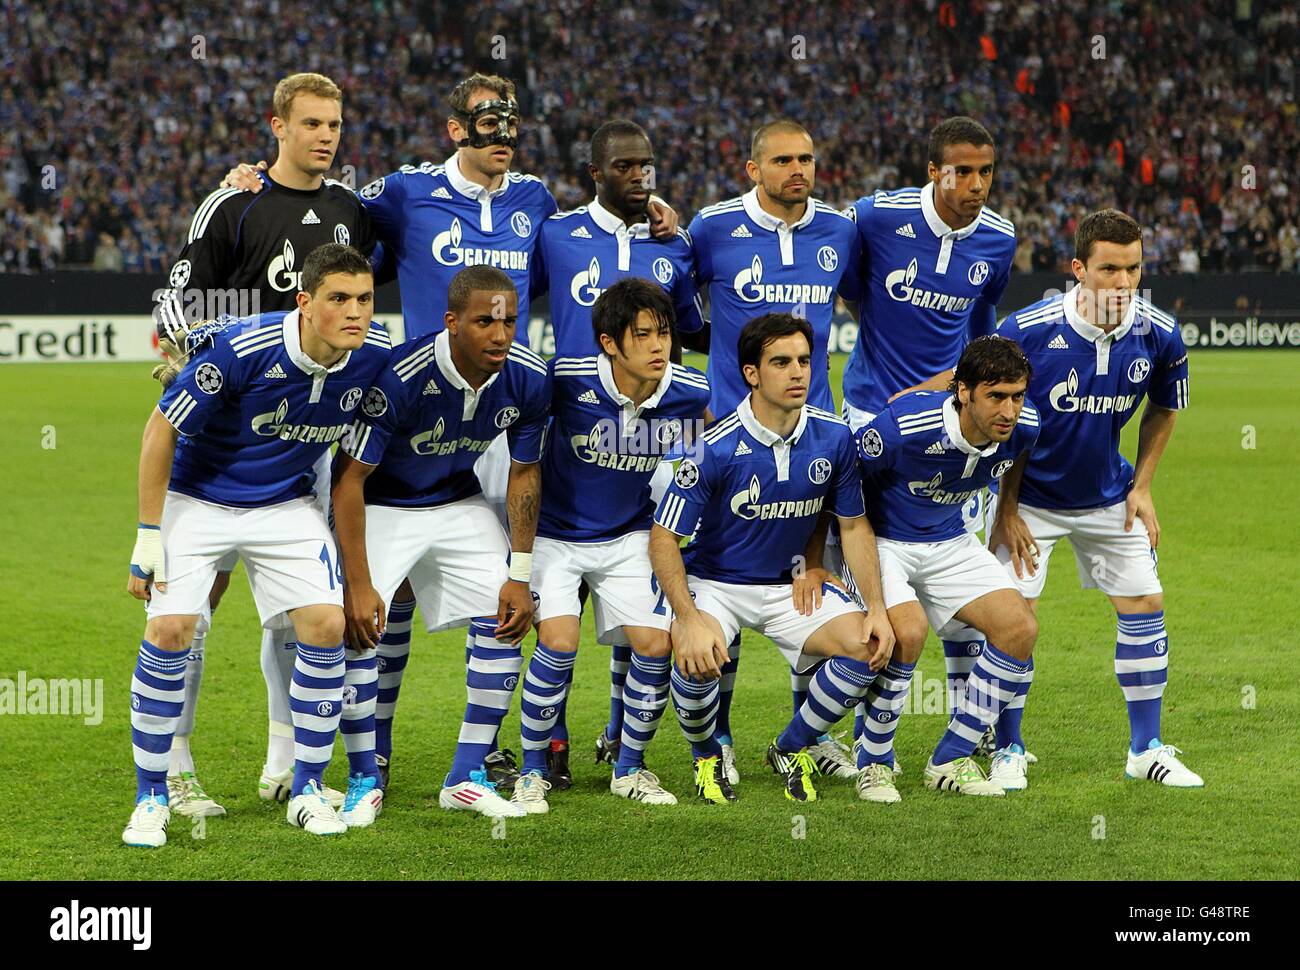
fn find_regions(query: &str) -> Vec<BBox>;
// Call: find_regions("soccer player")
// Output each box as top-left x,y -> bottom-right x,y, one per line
154,73 -> 379,817
852,336 -> 1041,800
535,120 -> 705,778
987,209 -> 1202,787
331,266 -> 551,819
650,313 -> 894,804
516,279 -> 710,809
837,117 -> 1019,760
686,119 -> 862,782
123,245 -> 393,847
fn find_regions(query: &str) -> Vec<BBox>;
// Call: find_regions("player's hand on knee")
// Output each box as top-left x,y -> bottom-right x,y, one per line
344,583 -> 386,651
674,618 -> 724,682
128,525 -> 166,600
792,567 -> 845,616
862,611 -> 896,672
1125,487 -> 1160,549
495,580 -> 534,644
220,160 -> 267,192
989,511 -> 1038,578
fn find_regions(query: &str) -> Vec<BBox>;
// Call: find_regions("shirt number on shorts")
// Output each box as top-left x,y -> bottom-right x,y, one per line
649,574 -> 668,616
319,543 -> 344,590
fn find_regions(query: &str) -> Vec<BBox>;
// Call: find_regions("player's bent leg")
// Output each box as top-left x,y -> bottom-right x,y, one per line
513,615 -> 580,813
715,636 -> 741,784
668,612 -> 736,805
852,603 -> 926,803
610,627 -> 677,805
374,578 -> 416,788
166,611 -> 227,819
280,604 -> 347,834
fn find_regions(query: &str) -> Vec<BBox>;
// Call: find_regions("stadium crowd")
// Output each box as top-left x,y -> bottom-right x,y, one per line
1,0 -> 1297,275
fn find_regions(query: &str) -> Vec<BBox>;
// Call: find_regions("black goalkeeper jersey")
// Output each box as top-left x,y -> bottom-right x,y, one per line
155,171 -> 377,335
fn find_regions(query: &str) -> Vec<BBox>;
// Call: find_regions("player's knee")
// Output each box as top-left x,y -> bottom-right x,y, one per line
629,629 -> 672,659
894,618 -> 928,664
1124,593 -> 1164,614
145,615 -> 198,651
1001,610 -> 1038,658
294,607 -> 345,646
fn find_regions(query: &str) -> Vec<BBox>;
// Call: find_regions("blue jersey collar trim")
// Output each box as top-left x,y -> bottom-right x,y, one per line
1063,284 -> 1137,343
434,329 -> 502,394
597,353 -> 672,409
942,395 -> 1000,458
445,152 -> 509,202
741,188 -> 817,233
920,182 -> 981,241
283,308 -> 352,376
737,395 -> 808,448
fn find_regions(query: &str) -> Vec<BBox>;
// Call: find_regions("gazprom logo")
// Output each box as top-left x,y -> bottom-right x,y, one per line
729,474 -> 823,521
884,257 -> 973,314
433,218 -> 466,267
432,217 -> 530,271
267,239 -> 300,292
1049,368 -> 1137,414
733,254 -> 765,303
570,257 -> 604,306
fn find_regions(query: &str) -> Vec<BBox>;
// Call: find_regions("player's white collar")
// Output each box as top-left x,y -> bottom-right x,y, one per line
942,396 -> 1000,459
738,397 -> 807,483
920,182 -> 981,241
588,198 -> 651,239
445,152 -> 510,202
741,188 -> 817,234
434,329 -> 501,417
283,308 -> 352,377
1063,284 -> 1137,343
597,353 -> 672,410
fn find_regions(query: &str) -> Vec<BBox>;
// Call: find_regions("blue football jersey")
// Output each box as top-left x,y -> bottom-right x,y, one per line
857,391 -> 1040,542
538,355 -> 710,542
537,199 -> 704,357
358,153 -> 557,342
158,310 -> 392,508
841,183 -> 1017,414
688,189 -> 861,416
654,399 -> 865,585
993,290 -> 1190,511
340,330 -> 551,508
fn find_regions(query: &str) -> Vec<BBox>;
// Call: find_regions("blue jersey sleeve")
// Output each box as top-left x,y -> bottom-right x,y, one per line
506,366 -> 553,464
357,170 -> 410,248
829,426 -> 866,518
341,360 -> 410,466
981,244 -> 1014,309
673,247 -> 705,334
157,337 -> 241,436
1148,325 -> 1190,410
687,214 -> 712,284
855,409 -> 901,475
842,196 -> 875,303
968,298 -> 999,340
653,447 -> 716,537
836,221 -> 864,304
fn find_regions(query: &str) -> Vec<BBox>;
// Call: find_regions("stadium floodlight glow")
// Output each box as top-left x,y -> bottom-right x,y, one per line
453,99 -> 520,149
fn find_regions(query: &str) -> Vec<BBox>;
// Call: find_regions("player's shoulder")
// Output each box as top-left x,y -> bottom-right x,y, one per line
506,170 -> 554,203
975,203 -> 1017,239
669,363 -> 710,404
396,160 -> 445,180
506,342 -> 549,381
805,404 -> 849,429
867,185 -> 924,211
1016,396 -> 1041,433
389,332 -> 440,383
699,409 -> 744,448
811,200 -> 856,236
889,392 -> 947,437
696,195 -> 747,222
186,186 -> 257,242
361,322 -> 392,353
551,354 -> 601,380
224,312 -> 289,358
1131,295 -> 1179,335
545,206 -> 590,223
1006,294 -> 1067,336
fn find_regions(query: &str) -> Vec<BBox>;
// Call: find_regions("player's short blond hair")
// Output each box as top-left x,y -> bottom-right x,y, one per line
273,73 -> 343,122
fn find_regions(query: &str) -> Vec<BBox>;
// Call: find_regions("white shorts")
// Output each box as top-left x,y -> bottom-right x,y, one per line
474,434 -> 511,534
648,461 -> 675,507
533,532 -> 671,644
687,577 -> 865,674
146,491 -> 342,629
985,493 -> 1162,600
215,450 -> 333,573
363,496 -> 510,633
877,532 -> 1016,631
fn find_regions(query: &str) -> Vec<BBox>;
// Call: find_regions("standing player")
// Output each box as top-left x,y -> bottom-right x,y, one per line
535,120 -> 705,778
838,117 -> 1019,761
852,337 -> 1041,801
331,266 -> 552,819
123,245 -> 392,846
152,73 -> 378,817
686,120 -> 862,782
987,210 -> 1202,787
515,279 -> 709,809
650,313 -> 894,804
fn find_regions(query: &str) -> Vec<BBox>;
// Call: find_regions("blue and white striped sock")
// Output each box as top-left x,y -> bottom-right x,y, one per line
290,641 -> 346,796
791,665 -> 814,716
714,636 -> 740,741
131,640 -> 188,801
374,598 -> 415,761
446,618 -> 524,786
932,643 -> 1032,765
341,647 -> 379,781
942,629 -> 985,718
552,668 -> 571,745
519,642 -> 577,776
1116,611 -> 1168,754
995,655 -> 1033,750
670,666 -> 722,760
604,644 -> 632,741
175,618 -> 207,739
855,660 -> 915,768
778,656 -> 876,752
616,653 -> 671,777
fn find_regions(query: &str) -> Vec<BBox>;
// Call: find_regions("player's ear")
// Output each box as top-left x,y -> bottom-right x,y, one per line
295,289 -> 311,316
744,158 -> 760,185
444,311 -> 458,335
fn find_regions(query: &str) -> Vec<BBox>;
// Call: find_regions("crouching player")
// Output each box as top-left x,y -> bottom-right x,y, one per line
516,279 -> 710,809
650,313 -> 895,804
852,336 -> 1040,801
124,244 -> 392,845
331,265 -> 551,819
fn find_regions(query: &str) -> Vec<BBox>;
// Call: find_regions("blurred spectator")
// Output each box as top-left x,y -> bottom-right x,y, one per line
92,232 -> 123,272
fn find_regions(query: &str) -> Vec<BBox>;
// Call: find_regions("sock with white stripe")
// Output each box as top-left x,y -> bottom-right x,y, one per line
131,640 -> 188,801
1116,611 -> 1168,754
616,653 -> 672,777
670,666 -> 723,760
932,643 -> 1032,765
552,670 -> 571,744
714,636 -> 740,743
604,644 -> 632,741
374,598 -> 415,761
995,655 -> 1033,750
168,617 -> 206,774
855,660 -> 915,768
791,664 -> 815,716
341,647 -> 379,781
261,628 -> 297,774
519,642 -> 577,776
777,656 -> 877,752
942,630 -> 985,718
446,619 -> 524,786
289,641 -> 346,796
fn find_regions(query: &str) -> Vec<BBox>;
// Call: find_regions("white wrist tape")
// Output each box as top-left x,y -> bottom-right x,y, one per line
508,552 -> 533,584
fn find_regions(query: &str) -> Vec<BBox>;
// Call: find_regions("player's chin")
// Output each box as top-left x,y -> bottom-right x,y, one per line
483,348 -> 509,368
336,328 -> 368,348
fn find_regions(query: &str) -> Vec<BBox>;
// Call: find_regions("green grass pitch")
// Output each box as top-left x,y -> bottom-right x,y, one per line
1,351 -> 1297,880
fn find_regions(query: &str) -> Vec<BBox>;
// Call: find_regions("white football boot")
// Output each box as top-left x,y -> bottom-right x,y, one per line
440,769 -> 527,818
122,792 -> 171,848
720,742 -> 740,785
509,771 -> 552,815
166,771 -> 227,818
287,780 -> 348,835
924,756 -> 1005,796
989,744 -> 1029,791
809,732 -> 858,780
1125,740 -> 1204,787
856,762 -> 902,803
339,773 -> 384,828
260,765 -> 344,809
610,768 -> 678,805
